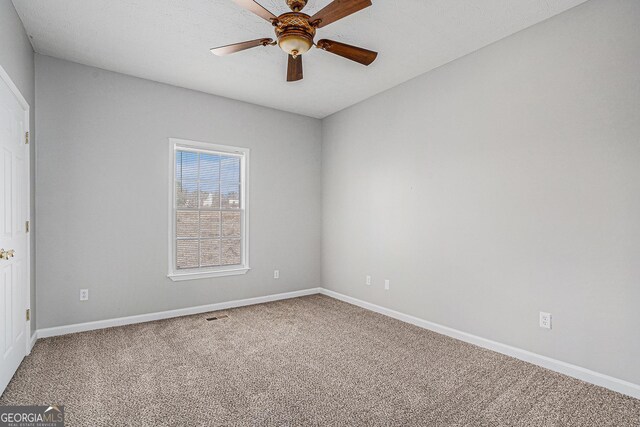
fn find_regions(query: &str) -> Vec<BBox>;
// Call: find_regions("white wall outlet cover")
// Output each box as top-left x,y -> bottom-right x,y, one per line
274,270 -> 280,279
80,289 -> 89,301
539,312 -> 552,329
384,279 -> 390,290
366,275 -> 371,286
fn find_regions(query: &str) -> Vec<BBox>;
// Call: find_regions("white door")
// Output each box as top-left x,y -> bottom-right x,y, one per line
0,67 -> 30,394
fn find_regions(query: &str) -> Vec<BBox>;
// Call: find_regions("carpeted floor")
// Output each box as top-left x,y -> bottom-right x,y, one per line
1,295 -> 639,426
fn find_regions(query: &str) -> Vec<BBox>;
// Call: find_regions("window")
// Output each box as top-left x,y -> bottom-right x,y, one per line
168,138 -> 249,281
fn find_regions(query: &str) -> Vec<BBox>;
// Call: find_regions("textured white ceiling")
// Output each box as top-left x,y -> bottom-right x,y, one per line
13,0 -> 588,118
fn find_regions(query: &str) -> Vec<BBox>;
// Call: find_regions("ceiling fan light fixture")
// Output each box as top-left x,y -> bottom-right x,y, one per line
278,34 -> 312,58
212,0 -> 377,81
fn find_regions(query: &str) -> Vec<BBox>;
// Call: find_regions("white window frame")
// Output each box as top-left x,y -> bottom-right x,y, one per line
168,138 -> 250,281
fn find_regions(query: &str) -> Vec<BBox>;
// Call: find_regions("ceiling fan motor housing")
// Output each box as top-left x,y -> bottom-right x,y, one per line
274,13 -> 316,58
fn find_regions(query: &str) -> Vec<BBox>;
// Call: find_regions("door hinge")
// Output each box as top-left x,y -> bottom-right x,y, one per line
26,309 -> 30,321
25,221 -> 30,233
25,131 -> 29,145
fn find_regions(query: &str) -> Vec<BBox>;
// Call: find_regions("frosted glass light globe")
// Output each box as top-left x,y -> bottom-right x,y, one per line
279,35 -> 312,57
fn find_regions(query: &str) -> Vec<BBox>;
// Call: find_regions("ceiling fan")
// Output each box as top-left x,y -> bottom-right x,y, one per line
211,0 -> 377,82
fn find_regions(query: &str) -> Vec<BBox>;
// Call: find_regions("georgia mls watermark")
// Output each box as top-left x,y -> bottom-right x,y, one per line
0,405 -> 64,427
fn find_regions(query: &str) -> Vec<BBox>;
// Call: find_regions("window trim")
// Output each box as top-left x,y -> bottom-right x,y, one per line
167,138 -> 250,282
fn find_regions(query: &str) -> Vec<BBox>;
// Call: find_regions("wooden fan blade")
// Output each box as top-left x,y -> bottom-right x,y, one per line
210,38 -> 273,56
232,0 -> 277,22
309,0 -> 371,28
316,39 -> 377,65
287,55 -> 303,82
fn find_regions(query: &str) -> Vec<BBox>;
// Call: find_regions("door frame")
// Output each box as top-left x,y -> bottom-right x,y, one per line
0,64 -> 31,355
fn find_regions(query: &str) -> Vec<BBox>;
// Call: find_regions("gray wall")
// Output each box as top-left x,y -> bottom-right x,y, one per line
0,0 -> 36,333
322,0 -> 640,385
35,55 -> 322,329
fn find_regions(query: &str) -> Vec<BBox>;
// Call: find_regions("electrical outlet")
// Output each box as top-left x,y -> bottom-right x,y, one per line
365,275 -> 371,286
80,289 -> 89,301
539,312 -> 551,329
384,279 -> 390,290
273,270 -> 280,279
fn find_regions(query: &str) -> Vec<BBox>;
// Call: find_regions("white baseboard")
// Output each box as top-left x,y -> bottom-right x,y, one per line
30,286 -> 639,400
319,288 -> 640,400
36,288 -> 322,339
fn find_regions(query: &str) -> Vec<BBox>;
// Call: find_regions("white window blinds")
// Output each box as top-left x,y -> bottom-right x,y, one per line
174,148 -> 244,270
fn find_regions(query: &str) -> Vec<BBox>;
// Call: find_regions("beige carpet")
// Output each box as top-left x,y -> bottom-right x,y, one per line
1,295 -> 638,426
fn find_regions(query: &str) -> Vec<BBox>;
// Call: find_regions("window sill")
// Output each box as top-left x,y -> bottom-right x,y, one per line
168,267 -> 250,282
